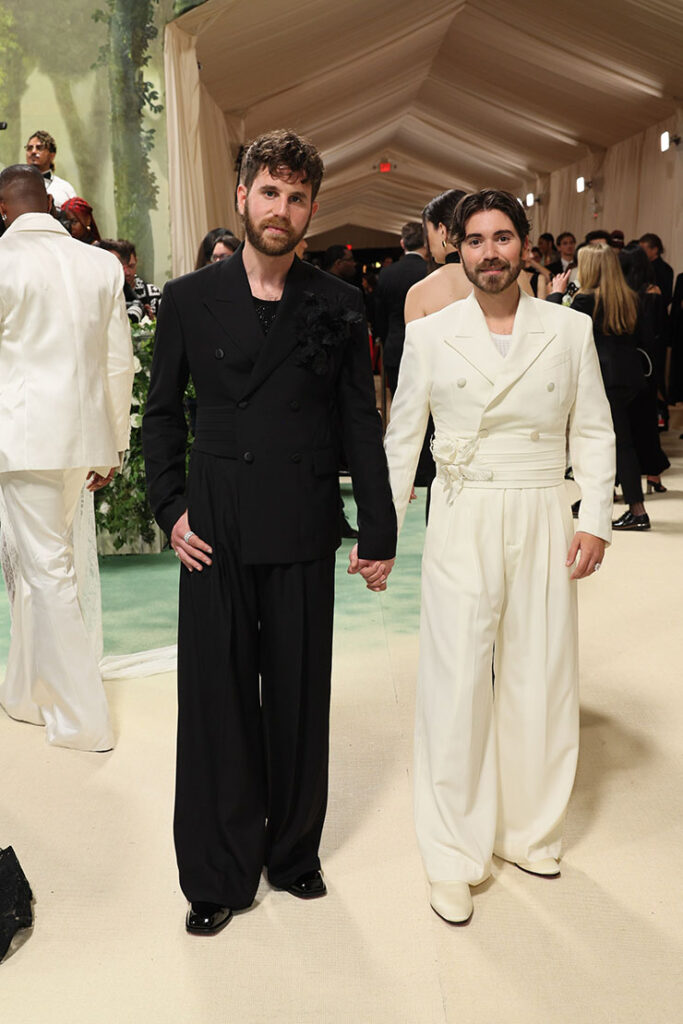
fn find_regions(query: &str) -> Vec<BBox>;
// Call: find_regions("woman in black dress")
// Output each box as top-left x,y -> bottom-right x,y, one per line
548,244 -> 649,530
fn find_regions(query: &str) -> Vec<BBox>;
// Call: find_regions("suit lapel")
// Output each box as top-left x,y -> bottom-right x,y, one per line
443,292 -> 504,384
240,257 -> 310,398
483,289 -> 556,409
202,247 -> 264,364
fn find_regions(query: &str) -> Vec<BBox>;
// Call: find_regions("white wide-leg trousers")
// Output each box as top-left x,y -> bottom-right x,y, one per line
0,469 -> 113,751
415,484 -> 579,884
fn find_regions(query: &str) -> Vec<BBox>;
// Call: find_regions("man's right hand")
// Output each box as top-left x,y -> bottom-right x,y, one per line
347,543 -> 394,592
171,510 -> 213,572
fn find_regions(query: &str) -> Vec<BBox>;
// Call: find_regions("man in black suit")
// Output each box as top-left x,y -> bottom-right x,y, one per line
323,243 -> 357,282
545,231 -> 577,279
375,221 -> 428,394
143,130 -> 397,935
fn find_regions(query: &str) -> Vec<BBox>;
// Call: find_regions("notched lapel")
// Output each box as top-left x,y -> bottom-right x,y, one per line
484,291 -> 556,409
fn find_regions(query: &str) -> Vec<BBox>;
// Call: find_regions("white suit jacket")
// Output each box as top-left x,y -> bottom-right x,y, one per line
384,288 -> 616,541
0,213 -> 134,473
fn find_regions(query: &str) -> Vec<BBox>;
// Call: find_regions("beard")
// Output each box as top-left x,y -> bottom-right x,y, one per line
462,255 -> 523,294
243,200 -> 310,257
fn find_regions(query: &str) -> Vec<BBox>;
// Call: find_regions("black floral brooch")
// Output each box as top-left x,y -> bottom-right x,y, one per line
295,291 -> 363,375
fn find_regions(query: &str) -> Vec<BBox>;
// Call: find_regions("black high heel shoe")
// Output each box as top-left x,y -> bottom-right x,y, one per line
646,479 -> 666,494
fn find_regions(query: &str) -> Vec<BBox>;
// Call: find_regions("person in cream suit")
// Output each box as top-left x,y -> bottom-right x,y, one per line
0,165 -> 134,752
383,190 -> 615,924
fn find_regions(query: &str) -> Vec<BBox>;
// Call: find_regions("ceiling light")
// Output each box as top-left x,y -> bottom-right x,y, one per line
525,193 -> 534,208
576,177 -> 593,194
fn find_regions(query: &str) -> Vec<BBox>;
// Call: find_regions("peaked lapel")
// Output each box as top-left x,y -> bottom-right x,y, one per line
483,290 -> 556,410
240,256 -> 311,398
202,246 -> 264,365
442,293 -> 505,385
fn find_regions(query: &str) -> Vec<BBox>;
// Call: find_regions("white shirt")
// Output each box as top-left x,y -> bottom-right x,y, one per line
43,171 -> 77,210
489,331 -> 513,358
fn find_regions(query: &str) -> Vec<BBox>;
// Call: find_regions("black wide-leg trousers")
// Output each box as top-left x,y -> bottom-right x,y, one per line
174,452 -> 335,910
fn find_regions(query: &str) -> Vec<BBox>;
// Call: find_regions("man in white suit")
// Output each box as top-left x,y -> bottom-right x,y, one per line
0,165 -> 134,752
383,190 -> 615,923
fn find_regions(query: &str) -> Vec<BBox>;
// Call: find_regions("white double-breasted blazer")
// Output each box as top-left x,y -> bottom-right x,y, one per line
0,213 -> 134,473
384,288 -> 616,541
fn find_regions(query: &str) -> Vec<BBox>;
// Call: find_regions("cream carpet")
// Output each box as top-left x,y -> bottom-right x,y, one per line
2,417 -> 682,1023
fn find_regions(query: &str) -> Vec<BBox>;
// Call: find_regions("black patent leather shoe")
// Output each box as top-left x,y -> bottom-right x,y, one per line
612,510 -> 651,530
186,901 -> 232,934
283,869 -> 327,899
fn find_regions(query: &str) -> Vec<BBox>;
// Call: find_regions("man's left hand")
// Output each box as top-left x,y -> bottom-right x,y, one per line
348,543 -> 395,592
86,467 -> 117,491
566,531 -> 605,580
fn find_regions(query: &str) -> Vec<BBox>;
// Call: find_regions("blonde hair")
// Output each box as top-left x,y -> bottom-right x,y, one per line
577,243 -> 638,335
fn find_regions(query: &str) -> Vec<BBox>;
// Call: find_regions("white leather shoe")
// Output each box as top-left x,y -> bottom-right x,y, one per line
430,882 -> 473,924
515,857 -> 560,877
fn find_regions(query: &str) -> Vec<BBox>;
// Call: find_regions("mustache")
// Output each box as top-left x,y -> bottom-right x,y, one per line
263,217 -> 291,230
477,259 -> 510,270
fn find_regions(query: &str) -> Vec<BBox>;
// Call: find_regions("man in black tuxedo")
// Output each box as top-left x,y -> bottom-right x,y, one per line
375,222 -> 428,394
143,130 -> 397,935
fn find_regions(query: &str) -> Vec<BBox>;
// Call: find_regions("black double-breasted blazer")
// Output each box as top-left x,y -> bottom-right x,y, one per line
142,247 -> 397,564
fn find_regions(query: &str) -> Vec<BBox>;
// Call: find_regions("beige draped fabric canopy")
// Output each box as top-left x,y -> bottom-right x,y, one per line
165,0 -> 683,276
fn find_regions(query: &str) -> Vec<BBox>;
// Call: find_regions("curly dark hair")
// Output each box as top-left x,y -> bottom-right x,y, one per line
241,129 -> 325,199
25,129 -> 57,169
451,189 -> 530,247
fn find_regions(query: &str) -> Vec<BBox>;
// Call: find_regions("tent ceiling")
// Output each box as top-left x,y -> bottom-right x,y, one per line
180,0 -> 683,237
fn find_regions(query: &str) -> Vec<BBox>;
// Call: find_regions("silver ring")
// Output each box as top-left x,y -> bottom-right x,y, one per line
594,563 -> 601,572
183,530 -> 195,543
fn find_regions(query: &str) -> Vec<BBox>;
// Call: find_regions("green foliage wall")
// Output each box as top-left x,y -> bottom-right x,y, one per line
0,0 -> 176,282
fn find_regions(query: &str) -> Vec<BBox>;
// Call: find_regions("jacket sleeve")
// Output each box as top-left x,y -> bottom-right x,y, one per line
568,317 -> 616,543
336,289 -> 397,560
382,320 -> 432,531
142,283 -> 191,538
106,272 -> 135,455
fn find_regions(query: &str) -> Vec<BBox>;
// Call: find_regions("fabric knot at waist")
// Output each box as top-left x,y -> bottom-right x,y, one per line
431,432 -> 567,502
430,434 -> 492,501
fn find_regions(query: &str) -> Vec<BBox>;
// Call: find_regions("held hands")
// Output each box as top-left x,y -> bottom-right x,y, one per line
347,543 -> 395,592
566,531 -> 605,580
86,467 -> 117,491
171,509 -> 213,572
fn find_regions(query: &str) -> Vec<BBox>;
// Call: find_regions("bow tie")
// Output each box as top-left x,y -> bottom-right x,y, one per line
42,172 -> 52,181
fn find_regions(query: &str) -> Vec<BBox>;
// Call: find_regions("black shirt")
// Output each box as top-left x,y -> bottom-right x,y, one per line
253,297 -> 279,336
